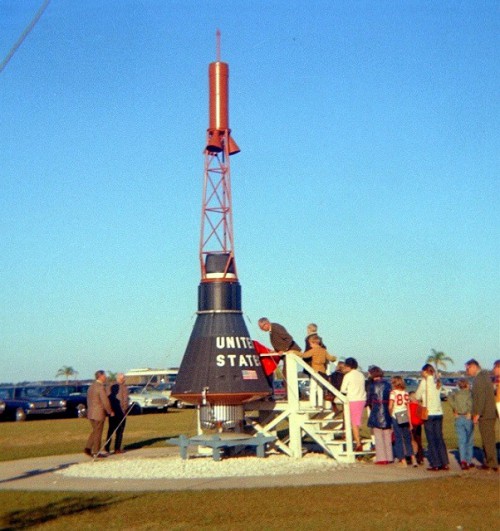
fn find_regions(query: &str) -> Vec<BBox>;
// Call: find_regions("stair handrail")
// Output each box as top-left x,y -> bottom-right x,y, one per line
284,353 -> 354,460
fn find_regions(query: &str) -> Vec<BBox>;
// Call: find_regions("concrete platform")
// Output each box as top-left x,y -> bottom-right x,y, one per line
0,448 -> 467,492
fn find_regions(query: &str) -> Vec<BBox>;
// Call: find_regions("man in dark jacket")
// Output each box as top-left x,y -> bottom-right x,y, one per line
465,359 -> 498,471
258,317 -> 300,353
258,317 -> 300,382
105,373 -> 129,454
330,359 -> 346,390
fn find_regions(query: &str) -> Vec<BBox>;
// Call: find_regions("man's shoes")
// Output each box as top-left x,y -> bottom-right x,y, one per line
426,466 -> 440,471
114,449 -> 125,454
479,465 -> 490,471
460,461 -> 469,470
93,453 -> 108,459
83,448 -> 92,457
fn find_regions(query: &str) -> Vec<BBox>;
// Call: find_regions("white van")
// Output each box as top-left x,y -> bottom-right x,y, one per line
124,368 -> 179,386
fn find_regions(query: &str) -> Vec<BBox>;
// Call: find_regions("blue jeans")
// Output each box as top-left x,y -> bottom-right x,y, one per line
392,418 -> 413,459
455,415 -> 473,464
424,415 -> 449,468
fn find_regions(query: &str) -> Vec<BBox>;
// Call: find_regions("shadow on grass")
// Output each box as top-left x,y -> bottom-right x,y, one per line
1,494 -> 137,530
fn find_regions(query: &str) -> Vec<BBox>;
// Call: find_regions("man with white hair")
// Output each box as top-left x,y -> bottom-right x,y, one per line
105,373 -> 129,455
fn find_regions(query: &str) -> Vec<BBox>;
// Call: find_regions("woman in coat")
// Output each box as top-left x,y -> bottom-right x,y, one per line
366,366 -> 393,464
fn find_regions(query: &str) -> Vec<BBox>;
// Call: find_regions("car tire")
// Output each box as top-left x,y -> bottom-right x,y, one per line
15,408 -> 27,422
77,404 -> 87,418
175,401 -> 184,409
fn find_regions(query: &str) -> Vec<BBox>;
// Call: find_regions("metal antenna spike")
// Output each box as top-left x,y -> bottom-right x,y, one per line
216,29 -> 221,62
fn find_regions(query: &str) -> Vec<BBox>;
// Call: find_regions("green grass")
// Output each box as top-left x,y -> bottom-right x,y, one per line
0,409 -> 198,462
0,478 -> 498,530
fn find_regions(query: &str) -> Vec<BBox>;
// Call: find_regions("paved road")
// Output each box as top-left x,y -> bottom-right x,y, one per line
0,448 -> 466,492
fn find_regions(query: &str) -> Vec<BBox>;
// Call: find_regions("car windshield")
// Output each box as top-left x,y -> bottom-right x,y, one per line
21,388 -> 45,398
0,389 -> 14,400
156,383 -> 174,391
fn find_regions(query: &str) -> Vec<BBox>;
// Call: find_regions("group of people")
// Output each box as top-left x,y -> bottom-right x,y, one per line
258,318 -> 499,472
84,370 -> 129,458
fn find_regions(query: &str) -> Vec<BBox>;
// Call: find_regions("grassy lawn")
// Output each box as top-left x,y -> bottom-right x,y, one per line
0,402 -> 498,529
0,477 -> 498,530
0,409 -> 198,462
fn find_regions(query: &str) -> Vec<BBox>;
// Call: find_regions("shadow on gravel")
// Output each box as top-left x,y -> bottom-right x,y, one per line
1,495 -> 137,530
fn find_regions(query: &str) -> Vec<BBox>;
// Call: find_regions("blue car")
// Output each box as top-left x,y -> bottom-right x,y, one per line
0,386 -> 67,422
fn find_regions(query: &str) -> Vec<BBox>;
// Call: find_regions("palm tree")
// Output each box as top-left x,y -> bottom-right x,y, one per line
55,366 -> 78,385
426,349 -> 454,375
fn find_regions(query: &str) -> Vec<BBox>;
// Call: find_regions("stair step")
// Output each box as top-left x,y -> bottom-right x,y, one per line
304,419 -> 340,424
337,450 -> 376,456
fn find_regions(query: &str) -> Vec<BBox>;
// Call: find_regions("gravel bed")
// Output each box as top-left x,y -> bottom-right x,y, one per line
58,454 -> 350,480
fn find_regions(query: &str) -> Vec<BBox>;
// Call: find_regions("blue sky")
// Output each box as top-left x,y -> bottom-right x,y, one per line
1,1 -> 498,382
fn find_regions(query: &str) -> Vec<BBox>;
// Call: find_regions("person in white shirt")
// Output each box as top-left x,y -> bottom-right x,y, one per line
389,376 -> 417,467
415,363 -> 449,471
340,357 -> 366,452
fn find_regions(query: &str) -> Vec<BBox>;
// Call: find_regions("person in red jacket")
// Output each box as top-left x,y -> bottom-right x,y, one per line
408,391 -> 424,465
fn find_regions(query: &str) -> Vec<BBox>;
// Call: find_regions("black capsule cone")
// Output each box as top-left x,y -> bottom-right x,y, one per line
172,279 -> 271,405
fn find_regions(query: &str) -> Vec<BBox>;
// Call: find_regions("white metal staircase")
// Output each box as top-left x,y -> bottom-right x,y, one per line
245,354 -> 373,463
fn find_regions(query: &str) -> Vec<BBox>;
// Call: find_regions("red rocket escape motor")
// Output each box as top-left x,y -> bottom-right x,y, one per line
171,32 -> 271,430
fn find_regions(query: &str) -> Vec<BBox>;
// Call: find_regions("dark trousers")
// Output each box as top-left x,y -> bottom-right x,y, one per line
478,418 -> 498,468
105,414 -> 126,452
424,415 -> 449,468
86,419 -> 105,455
411,425 -> 425,463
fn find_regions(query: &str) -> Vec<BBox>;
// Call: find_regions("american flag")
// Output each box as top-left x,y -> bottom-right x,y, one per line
242,370 -> 258,380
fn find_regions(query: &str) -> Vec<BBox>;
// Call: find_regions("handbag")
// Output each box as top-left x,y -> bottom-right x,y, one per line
395,409 -> 410,425
416,404 -> 428,420
416,377 -> 429,420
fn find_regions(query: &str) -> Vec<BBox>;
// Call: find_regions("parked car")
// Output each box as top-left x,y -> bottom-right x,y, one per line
128,387 -> 169,414
272,379 -> 287,400
40,384 -> 90,418
298,378 -> 310,400
155,382 -> 194,409
0,386 -> 67,421
438,378 -> 461,401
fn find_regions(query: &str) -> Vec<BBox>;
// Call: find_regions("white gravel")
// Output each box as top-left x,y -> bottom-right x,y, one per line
58,453 -> 349,480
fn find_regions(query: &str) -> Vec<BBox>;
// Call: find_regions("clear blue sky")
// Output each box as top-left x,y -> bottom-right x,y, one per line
1,1 -> 498,383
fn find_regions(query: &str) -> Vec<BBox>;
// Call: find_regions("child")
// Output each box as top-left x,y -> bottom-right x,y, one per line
448,379 -> 474,470
389,376 -> 417,467
298,334 -> 336,407
408,391 -> 425,465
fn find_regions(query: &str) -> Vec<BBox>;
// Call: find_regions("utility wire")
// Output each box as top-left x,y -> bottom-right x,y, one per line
0,0 -> 51,74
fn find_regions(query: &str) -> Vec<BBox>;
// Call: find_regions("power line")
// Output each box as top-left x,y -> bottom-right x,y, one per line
0,0 -> 52,74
